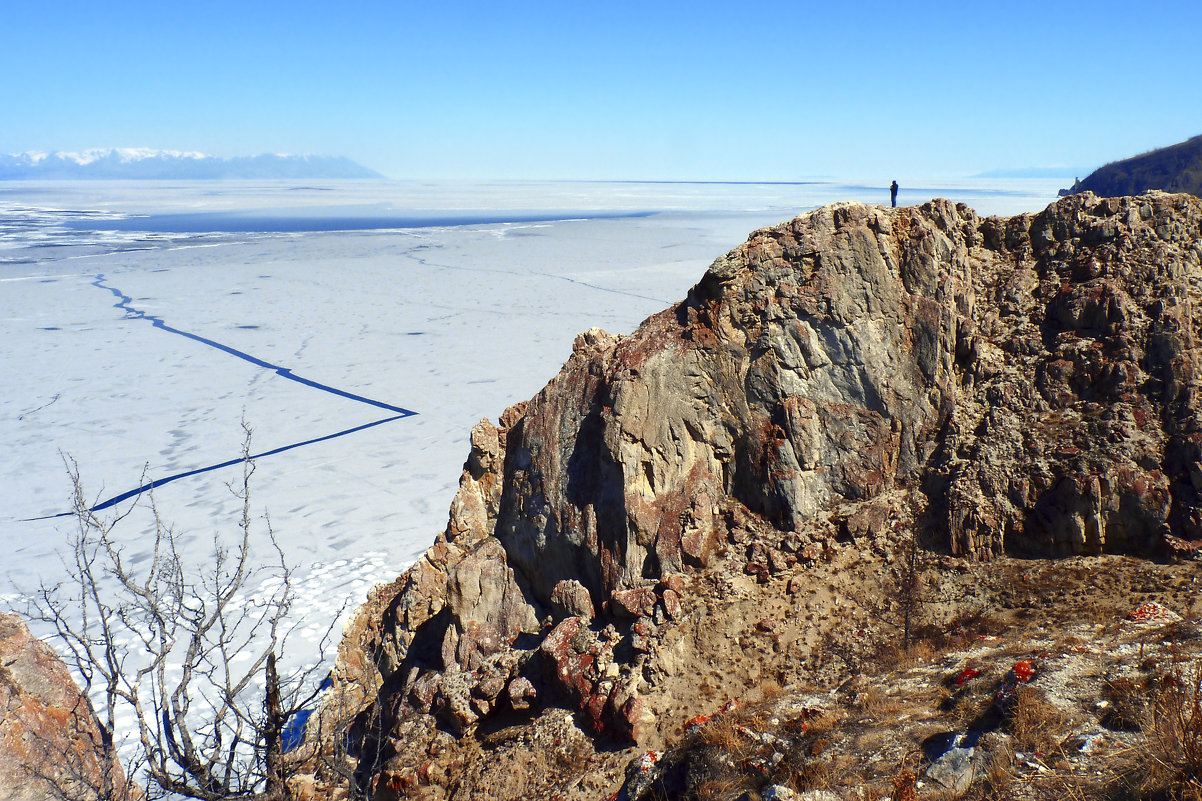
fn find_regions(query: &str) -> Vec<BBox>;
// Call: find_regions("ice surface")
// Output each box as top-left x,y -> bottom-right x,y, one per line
0,178 -> 1064,679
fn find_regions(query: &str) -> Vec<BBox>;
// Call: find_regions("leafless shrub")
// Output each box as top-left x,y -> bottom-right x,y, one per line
16,423 -> 338,800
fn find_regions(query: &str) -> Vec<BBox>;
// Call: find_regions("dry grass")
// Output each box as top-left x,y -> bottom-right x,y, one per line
772,755 -> 838,795
1106,658 -> 1202,801
859,686 -> 906,719
692,775 -> 747,801
752,679 -> 785,706
939,682 -> 995,729
1102,675 -> 1150,732
1006,686 -> 1067,754
1137,659 -> 1202,800
903,639 -> 939,666
696,714 -> 749,753
802,707 -> 844,736
968,735 -> 1017,800
872,636 -> 940,670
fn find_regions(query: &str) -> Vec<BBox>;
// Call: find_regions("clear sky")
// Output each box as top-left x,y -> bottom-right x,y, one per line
3,0 -> 1200,181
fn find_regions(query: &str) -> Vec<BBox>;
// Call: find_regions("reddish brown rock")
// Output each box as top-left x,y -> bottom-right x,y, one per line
610,587 -> 658,619
660,588 -> 682,621
0,613 -> 135,801
538,617 -> 617,731
540,619 -> 598,696
616,694 -> 654,744
659,574 -> 686,595
630,618 -> 655,652
550,579 -> 595,620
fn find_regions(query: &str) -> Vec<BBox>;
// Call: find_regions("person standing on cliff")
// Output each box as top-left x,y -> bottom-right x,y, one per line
890,180 -> 899,207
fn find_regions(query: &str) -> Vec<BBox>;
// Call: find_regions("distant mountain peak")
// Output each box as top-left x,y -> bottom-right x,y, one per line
0,149 -> 383,179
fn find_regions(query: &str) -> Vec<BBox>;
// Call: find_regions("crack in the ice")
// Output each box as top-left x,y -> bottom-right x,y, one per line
92,274 -> 414,415
403,246 -> 671,306
18,393 -> 61,421
27,415 -> 408,520
25,275 -> 418,520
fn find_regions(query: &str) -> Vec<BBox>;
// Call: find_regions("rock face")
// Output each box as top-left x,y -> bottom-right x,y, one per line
326,192 -> 1202,791
1061,133 -> 1202,198
0,613 -> 132,801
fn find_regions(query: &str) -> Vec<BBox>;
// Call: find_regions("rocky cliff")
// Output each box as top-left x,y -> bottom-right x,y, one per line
311,192 -> 1202,799
1061,134 -> 1202,198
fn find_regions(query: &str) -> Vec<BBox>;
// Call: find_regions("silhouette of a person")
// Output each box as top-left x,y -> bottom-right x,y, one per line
890,180 -> 899,208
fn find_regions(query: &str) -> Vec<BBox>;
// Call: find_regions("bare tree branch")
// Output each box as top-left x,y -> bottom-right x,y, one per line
13,423 -> 337,800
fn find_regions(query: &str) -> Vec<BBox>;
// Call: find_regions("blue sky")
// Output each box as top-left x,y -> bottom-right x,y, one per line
3,1 -> 1200,180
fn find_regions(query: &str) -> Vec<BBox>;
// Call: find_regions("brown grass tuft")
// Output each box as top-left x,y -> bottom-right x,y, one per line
1101,675 -> 1149,732
1006,686 -> 1067,755
1140,660 -> 1202,799
693,775 -> 747,801
859,686 -> 905,719
696,714 -> 747,753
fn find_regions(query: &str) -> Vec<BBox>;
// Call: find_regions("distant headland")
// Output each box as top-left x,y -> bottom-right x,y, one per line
1060,133 -> 1202,197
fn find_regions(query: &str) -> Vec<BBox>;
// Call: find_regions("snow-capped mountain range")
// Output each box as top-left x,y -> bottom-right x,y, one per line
0,148 -> 383,179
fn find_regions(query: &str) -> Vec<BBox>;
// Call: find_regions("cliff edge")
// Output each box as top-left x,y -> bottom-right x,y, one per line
309,192 -> 1202,800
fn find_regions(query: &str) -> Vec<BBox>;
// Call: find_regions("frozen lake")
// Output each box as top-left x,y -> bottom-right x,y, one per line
0,177 -> 1066,668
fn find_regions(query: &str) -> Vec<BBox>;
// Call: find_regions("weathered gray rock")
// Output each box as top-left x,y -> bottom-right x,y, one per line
328,193 -> 1202,787
440,537 -> 539,671
925,746 -> 980,795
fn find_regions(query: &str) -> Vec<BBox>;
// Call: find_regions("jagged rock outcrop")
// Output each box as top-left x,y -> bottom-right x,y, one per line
322,192 -> 1202,794
0,613 -> 133,801
1061,133 -> 1202,198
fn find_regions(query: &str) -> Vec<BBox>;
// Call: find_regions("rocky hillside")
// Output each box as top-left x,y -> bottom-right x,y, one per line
300,192 -> 1202,800
1061,135 -> 1202,198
